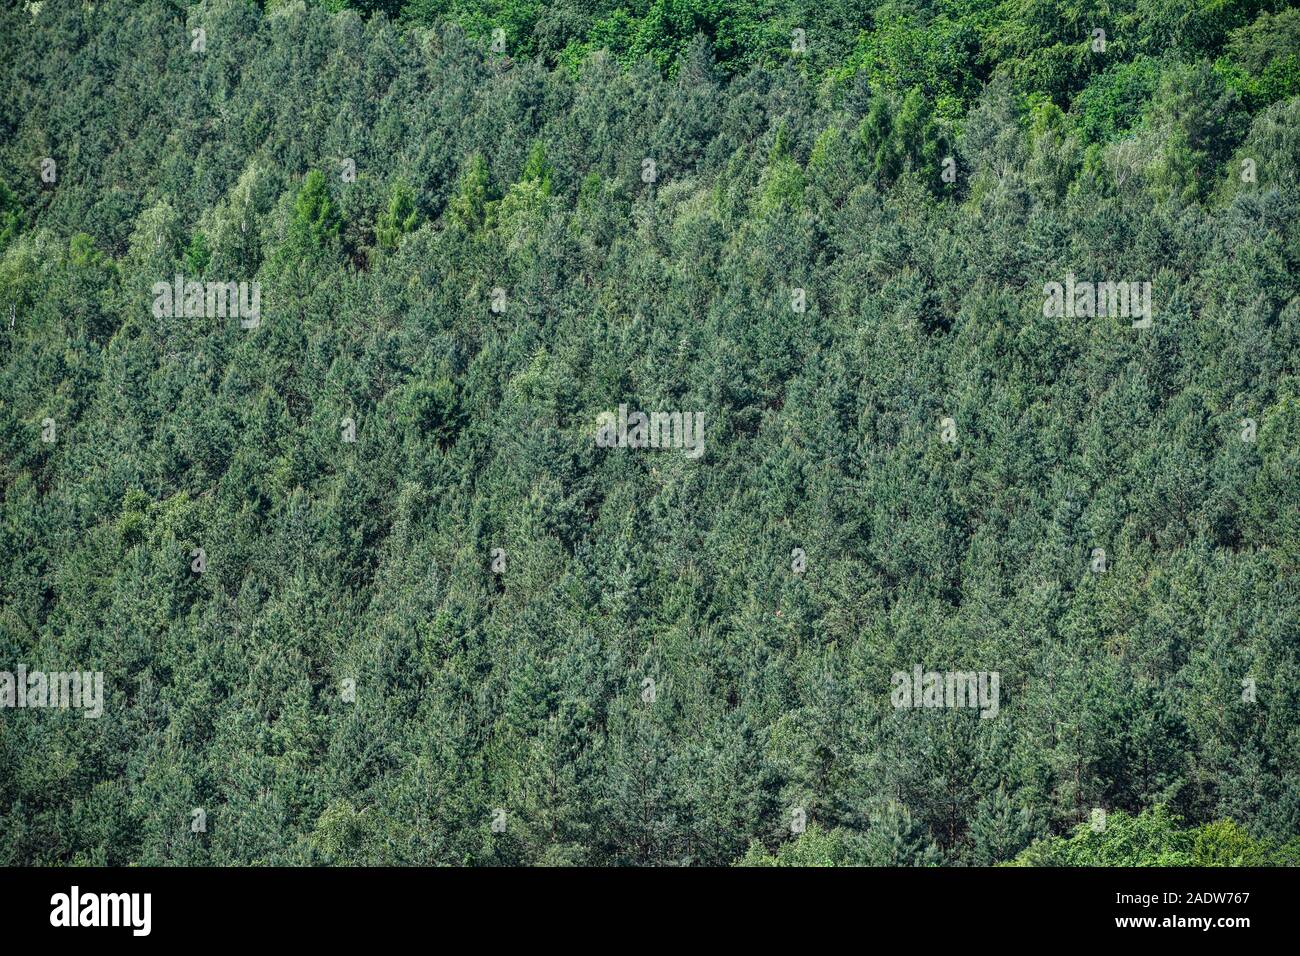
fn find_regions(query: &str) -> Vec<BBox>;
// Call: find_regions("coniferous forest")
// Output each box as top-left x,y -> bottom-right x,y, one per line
1,0 -> 1299,868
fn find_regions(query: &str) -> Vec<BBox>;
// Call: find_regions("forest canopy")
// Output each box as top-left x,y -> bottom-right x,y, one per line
0,0 -> 1298,865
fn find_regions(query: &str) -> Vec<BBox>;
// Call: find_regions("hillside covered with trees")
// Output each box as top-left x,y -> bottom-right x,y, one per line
1,0 -> 1298,865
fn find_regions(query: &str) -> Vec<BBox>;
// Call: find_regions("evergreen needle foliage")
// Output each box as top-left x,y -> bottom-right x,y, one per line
0,0 -> 1297,866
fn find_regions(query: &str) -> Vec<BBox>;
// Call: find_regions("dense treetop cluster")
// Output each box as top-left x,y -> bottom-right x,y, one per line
0,0 -> 1297,865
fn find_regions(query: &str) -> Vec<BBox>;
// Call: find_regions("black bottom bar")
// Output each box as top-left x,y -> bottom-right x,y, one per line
0,866 -> 1286,942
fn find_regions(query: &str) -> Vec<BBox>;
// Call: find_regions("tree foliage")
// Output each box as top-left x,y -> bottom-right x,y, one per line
0,0 -> 1297,866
